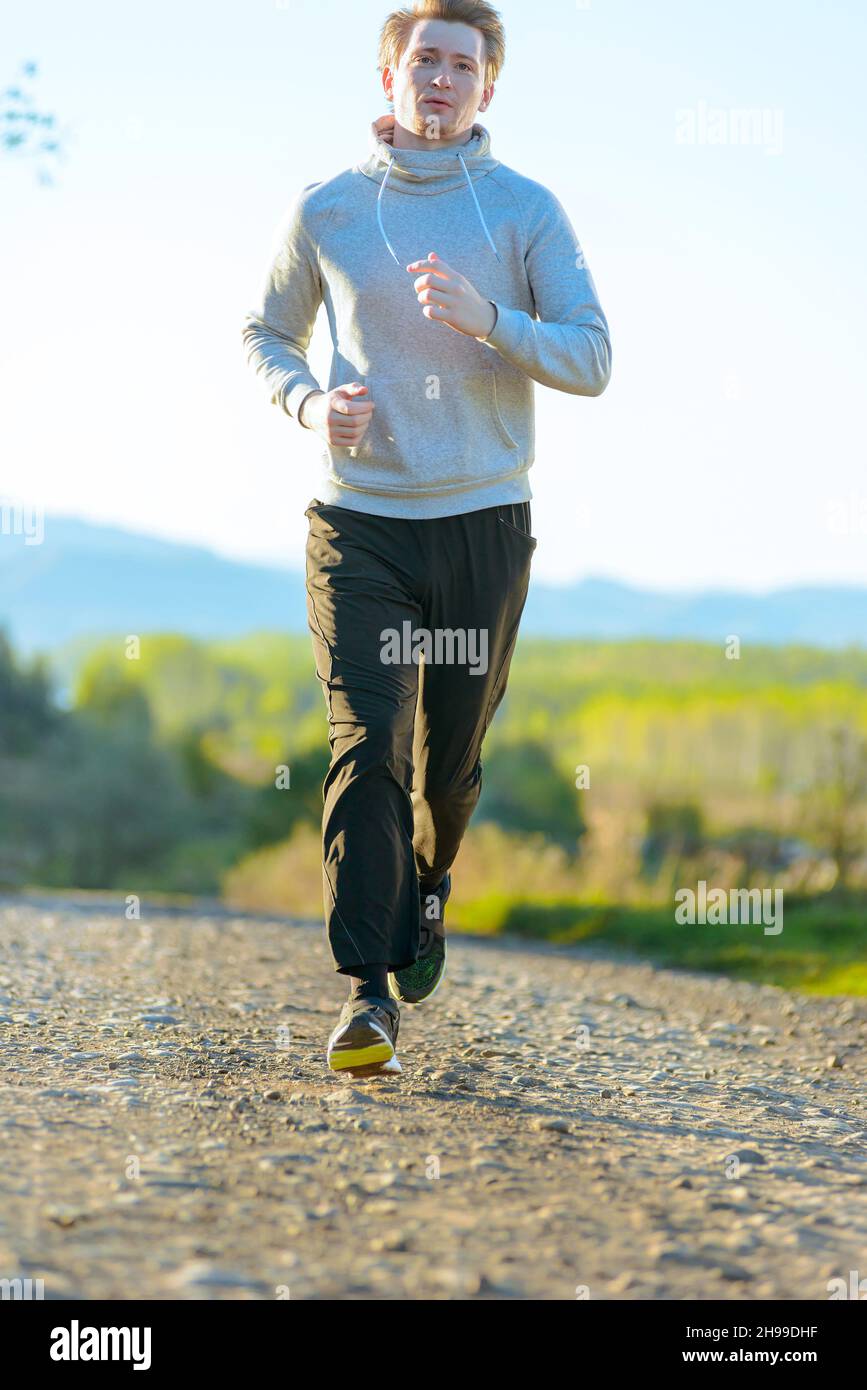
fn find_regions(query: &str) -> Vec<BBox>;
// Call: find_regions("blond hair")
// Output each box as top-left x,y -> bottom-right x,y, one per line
377,0 -> 506,88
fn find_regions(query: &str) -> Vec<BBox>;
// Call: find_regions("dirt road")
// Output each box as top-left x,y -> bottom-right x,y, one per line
1,894 -> 865,1300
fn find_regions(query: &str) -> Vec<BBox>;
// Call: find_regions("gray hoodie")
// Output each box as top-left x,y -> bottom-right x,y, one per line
242,114 -> 611,519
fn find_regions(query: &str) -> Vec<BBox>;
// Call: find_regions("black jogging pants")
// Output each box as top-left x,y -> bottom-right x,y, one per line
304,496 -> 536,973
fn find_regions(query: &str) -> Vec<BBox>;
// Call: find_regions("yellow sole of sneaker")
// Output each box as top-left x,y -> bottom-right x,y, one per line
327,1041 -> 393,1073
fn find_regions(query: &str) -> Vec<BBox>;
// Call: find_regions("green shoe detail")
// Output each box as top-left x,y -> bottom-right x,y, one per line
389,939 -> 446,1004
389,872 -> 451,1005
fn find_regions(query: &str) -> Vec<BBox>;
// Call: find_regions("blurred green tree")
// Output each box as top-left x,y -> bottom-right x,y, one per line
477,739 -> 585,851
805,725 -> 867,892
641,800 -> 705,878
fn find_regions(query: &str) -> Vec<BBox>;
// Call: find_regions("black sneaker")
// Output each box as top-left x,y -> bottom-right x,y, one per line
388,872 -> 452,1005
326,996 -> 401,1076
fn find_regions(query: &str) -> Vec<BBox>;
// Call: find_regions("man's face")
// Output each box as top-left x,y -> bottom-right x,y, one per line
384,18 -> 493,141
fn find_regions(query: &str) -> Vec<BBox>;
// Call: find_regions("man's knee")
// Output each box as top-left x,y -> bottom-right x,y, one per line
328,711 -> 414,789
417,760 -> 482,813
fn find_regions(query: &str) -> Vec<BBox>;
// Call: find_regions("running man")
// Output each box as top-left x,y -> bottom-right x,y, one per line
242,0 -> 611,1076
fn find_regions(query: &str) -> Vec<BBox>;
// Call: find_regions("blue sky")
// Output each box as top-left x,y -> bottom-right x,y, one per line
3,0 -> 866,590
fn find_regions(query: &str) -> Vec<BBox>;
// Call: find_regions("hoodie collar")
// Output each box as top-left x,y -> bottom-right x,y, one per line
359,114 -> 502,265
359,114 -> 499,194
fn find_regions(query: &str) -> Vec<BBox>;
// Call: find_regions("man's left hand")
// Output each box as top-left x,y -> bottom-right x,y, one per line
407,251 -> 497,339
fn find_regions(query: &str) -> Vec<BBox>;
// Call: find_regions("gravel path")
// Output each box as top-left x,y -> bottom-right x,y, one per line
1,894 -> 865,1301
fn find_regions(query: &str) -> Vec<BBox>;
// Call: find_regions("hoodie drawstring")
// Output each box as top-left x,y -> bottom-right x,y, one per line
376,153 -> 501,266
457,151 -> 500,261
375,160 -> 400,263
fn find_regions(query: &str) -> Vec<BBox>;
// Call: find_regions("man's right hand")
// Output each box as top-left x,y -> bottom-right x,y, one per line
299,383 -> 375,447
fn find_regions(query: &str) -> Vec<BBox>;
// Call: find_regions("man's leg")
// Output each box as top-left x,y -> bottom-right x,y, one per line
411,501 -> 537,889
304,500 -> 426,976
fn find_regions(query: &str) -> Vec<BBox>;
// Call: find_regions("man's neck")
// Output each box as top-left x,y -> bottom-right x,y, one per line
390,117 -> 476,151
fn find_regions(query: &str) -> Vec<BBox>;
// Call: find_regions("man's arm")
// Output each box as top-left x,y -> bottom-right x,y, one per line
241,186 -> 326,426
480,189 -> 611,397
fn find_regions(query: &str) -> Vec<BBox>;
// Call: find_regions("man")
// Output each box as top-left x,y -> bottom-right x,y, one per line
242,0 -> 611,1077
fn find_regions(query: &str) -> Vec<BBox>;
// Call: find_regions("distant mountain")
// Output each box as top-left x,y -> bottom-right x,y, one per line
1,515 -> 865,657
0,516 -> 308,654
522,577 -> 867,646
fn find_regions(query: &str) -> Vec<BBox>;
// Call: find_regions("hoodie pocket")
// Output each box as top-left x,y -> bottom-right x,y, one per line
329,368 -> 522,496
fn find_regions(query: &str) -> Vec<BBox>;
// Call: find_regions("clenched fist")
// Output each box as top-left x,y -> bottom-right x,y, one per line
299,383 -> 375,447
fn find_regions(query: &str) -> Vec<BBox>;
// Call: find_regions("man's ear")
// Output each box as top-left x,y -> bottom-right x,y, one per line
477,82 -> 495,114
381,64 -> 394,101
